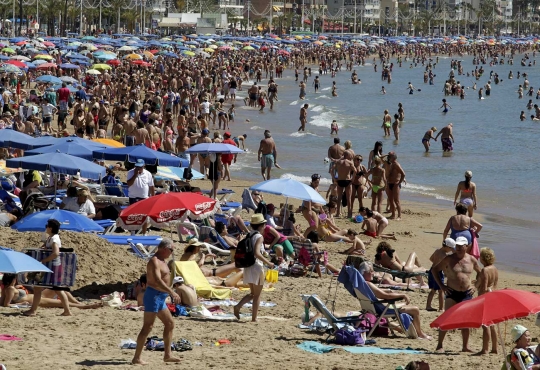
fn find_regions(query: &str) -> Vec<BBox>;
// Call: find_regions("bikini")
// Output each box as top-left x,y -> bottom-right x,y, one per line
450,217 -> 472,244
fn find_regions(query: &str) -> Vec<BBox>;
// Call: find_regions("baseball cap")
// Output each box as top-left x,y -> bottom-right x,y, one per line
224,131 -> 231,137
443,238 -> 456,249
511,325 -> 528,342
202,129 -> 209,135
172,276 -> 184,285
134,159 -> 145,167
455,236 -> 468,246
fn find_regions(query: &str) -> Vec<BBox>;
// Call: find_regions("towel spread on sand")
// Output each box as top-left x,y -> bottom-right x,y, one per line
297,341 -> 424,355
0,335 -> 22,341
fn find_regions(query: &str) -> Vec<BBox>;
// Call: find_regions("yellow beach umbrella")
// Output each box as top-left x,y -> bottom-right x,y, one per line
208,44 -> 218,49
92,138 -> 125,148
34,54 -> 54,60
91,63 -> 112,70
204,48 -> 215,53
182,50 -> 195,57
143,50 -> 154,59
125,53 -> 142,60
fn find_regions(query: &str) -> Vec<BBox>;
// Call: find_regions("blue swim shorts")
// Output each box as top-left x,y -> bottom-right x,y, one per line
143,286 -> 169,312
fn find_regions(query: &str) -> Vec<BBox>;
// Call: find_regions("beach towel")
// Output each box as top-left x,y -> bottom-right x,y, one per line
241,189 -> 256,212
296,341 -> 424,355
22,248 -> 77,287
173,261 -> 231,300
470,230 -> 480,260
0,335 -> 22,341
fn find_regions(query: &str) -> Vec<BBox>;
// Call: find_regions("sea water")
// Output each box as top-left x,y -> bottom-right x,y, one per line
230,55 -> 540,274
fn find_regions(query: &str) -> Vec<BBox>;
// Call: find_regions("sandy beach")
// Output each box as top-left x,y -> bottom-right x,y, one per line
1,178 -> 539,370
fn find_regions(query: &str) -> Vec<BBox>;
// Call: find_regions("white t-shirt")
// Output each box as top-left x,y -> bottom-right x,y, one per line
201,101 -> 210,114
127,168 -> 154,199
62,197 -> 95,216
42,103 -> 55,116
45,234 -> 62,266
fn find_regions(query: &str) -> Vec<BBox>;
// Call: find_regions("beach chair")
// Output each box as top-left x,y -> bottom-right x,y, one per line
176,220 -> 201,242
290,238 -> 327,277
93,219 -> 117,234
198,225 -> 232,262
98,235 -> 163,247
201,188 -> 235,202
126,240 -> 155,260
172,261 -> 231,300
373,264 -> 428,291
338,265 -> 414,339
302,294 -> 362,342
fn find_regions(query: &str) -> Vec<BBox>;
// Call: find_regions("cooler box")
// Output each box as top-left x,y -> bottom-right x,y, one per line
20,248 -> 77,288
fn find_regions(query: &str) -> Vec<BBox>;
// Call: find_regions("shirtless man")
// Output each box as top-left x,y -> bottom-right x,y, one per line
298,103 -> 308,132
134,121 -> 150,146
131,238 -> 181,365
175,125 -> 190,159
335,150 -> 356,218
258,130 -> 278,180
387,152 -> 405,220
432,236 -> 482,353
434,123 -> 454,152
124,117 -> 137,146
327,137 -> 344,180
197,129 -> 212,175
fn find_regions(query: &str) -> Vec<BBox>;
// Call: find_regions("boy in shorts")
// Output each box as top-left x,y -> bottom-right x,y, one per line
426,238 -> 455,312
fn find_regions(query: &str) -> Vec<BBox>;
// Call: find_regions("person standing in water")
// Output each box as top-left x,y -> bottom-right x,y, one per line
298,103 -> 308,132
439,99 -> 451,113
407,82 -> 416,94
392,114 -> 400,141
422,127 -> 438,152
313,76 -> 321,93
299,81 -> 306,100
331,81 -> 338,97
435,123 -> 454,152
382,109 -> 392,136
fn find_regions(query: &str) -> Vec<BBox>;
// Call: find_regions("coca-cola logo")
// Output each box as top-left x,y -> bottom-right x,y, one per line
194,202 -> 214,212
157,208 -> 185,222
125,214 -> 147,224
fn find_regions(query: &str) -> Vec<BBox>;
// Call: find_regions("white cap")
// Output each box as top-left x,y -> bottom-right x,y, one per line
455,236 -> 469,246
443,238 -> 456,249
172,276 -> 184,285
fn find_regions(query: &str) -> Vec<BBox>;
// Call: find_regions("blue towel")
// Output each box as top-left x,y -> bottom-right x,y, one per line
338,266 -> 413,330
297,341 -> 424,355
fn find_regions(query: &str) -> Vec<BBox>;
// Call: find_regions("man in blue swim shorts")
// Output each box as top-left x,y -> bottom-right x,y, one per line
132,238 -> 182,365
258,130 -> 279,180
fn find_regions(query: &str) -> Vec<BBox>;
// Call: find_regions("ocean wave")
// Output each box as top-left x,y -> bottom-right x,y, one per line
310,111 -> 336,128
402,183 -> 436,191
290,100 -> 299,105
280,173 -> 333,186
321,87 -> 331,91
316,95 -> 331,99
250,126 -> 264,130
289,132 -> 320,137
311,105 -> 324,112
401,182 -> 452,201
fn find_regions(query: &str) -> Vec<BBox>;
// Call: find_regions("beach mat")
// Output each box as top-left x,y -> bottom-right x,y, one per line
297,341 -> 424,355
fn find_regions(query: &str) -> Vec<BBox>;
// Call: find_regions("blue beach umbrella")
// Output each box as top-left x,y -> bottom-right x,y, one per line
92,144 -> 189,167
35,75 -> 62,84
25,141 -> 108,161
12,209 -> 104,232
0,128 -> 36,150
249,178 -> 326,204
6,152 -> 106,179
184,143 -> 245,154
0,246 -> 53,273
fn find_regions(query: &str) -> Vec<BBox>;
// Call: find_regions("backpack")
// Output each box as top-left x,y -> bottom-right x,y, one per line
358,313 -> 389,336
183,167 -> 193,180
234,231 -> 259,268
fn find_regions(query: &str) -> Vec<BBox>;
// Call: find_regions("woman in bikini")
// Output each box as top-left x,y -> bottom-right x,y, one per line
453,170 -> 478,216
366,157 -> 386,213
367,141 -> 384,169
374,242 -> 427,286
316,213 -> 368,255
381,109 -> 392,137
442,203 -> 483,253
351,155 -> 368,212
359,207 -> 396,240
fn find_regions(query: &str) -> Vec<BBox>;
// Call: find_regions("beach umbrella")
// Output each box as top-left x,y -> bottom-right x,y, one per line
184,143 -> 245,155
36,62 -> 57,69
92,138 -> 125,148
1,48 -> 15,54
11,209 -> 104,233
125,53 -> 142,60
35,75 -> 62,84
0,246 -> 53,274
106,59 -> 121,66
6,152 -> 106,179
249,178 -> 326,204
59,76 -> 78,83
0,129 -> 36,150
91,63 -> 112,70
143,50 -> 154,59
30,136 -> 107,148
430,289 -> 540,369
243,46 -> 255,51
155,166 -> 204,181
92,144 -> 188,167
118,45 -> 136,51
5,60 -> 26,68
182,50 -> 195,56
25,140 -> 108,160
118,192 -> 219,230
204,47 -> 215,53
59,63 -> 80,69
86,69 -> 101,75
131,60 -> 152,66
33,54 -> 54,60
0,64 -> 22,74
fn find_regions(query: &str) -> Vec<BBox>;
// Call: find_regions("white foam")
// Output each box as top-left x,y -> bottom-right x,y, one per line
311,105 -> 324,112
250,126 -> 264,130
321,87 -> 331,91
401,182 -> 453,201
310,111 -> 336,128
316,95 -> 331,99
280,173 -> 333,186
289,132 -> 320,137
289,100 -> 299,105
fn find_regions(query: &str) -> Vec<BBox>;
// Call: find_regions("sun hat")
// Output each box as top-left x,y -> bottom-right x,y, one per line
455,236 -> 468,246
187,238 -> 203,247
250,213 -> 266,225
172,276 -> 184,285
443,238 -> 456,249
431,126 -> 437,131
511,325 -> 528,342
465,170 -> 473,178
134,159 -> 145,167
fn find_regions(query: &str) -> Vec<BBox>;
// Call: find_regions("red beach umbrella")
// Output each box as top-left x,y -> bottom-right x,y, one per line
118,192 -> 219,230
6,60 -> 26,68
36,62 -> 57,69
107,59 -> 121,66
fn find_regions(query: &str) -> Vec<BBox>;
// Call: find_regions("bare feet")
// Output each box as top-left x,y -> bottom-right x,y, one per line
233,305 -> 240,320
22,310 -> 36,316
60,311 -> 72,316
419,334 -> 433,340
131,358 -> 148,365
435,347 -> 445,353
473,350 -> 488,356
461,347 -> 474,353
164,357 -> 182,363
426,307 -> 437,312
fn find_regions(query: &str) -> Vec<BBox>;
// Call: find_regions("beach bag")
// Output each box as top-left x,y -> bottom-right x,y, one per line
335,327 -> 365,345
470,230 -> 480,260
265,268 -> 279,283
297,247 -> 311,267
359,313 -> 389,336
234,231 -> 259,268
183,167 -> 193,180
101,291 -> 125,307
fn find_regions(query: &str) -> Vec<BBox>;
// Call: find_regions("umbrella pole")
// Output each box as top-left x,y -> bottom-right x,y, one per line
54,173 -> 57,209
497,323 -> 509,369
282,197 -> 288,227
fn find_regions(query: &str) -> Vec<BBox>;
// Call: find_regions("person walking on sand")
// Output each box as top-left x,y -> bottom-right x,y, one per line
258,130 -> 279,180
132,238 -> 182,365
422,127 -> 437,152
387,152 -> 405,220
234,214 -> 274,322
434,123 -> 454,152
475,247 -> 499,355
298,103 -> 308,132
432,236 -> 482,353
454,170 -> 478,217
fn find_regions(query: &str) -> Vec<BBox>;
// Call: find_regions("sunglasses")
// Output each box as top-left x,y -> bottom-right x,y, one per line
252,193 -> 260,196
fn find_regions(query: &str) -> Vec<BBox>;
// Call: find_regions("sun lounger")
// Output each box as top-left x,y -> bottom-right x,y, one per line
290,238 -> 327,277
98,235 -> 163,246
302,294 -> 362,342
126,240 -> 155,260
201,188 -> 235,202
93,219 -> 117,234
338,265 -> 415,339
172,261 -> 231,300
103,183 -> 129,197
373,264 -> 428,291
